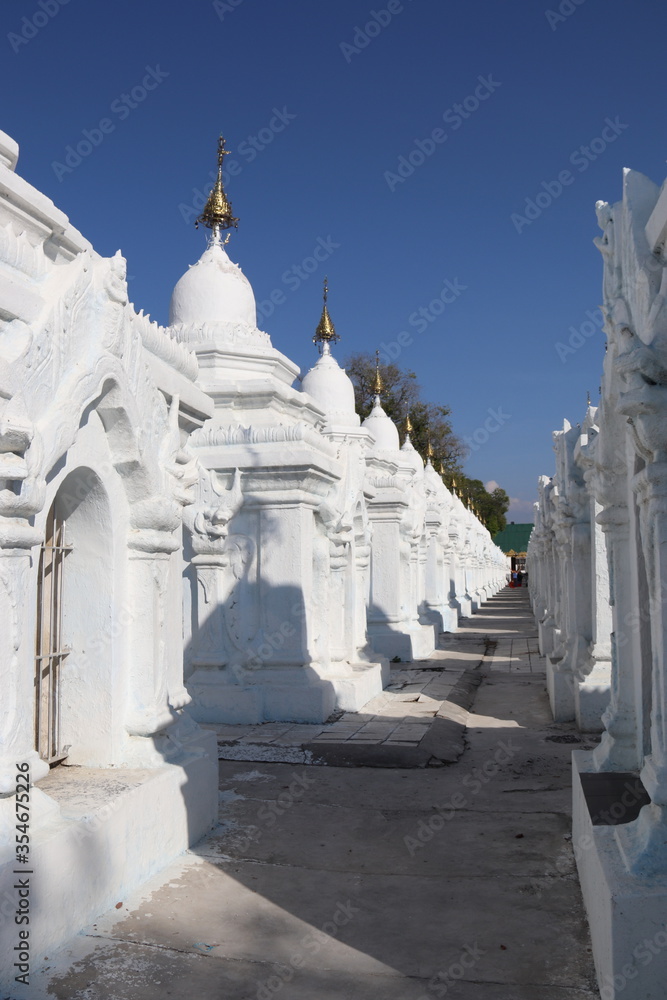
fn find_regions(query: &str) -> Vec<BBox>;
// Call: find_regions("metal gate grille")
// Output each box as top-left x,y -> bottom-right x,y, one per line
34,503 -> 71,765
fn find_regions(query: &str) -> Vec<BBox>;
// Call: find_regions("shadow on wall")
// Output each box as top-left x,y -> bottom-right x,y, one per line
182,567 -> 339,724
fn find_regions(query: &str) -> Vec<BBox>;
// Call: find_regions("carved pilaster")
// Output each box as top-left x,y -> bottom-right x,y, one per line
592,503 -> 639,770
125,529 -> 179,739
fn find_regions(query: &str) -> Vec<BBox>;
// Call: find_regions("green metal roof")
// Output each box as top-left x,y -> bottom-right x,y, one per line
492,523 -> 533,555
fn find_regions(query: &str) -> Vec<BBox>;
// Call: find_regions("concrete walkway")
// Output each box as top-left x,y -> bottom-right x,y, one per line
34,588 -> 600,999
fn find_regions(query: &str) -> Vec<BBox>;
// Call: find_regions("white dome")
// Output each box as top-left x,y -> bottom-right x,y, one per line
362,398 -> 400,451
169,241 -> 256,328
301,347 -> 359,426
401,435 -> 424,474
424,461 -> 445,493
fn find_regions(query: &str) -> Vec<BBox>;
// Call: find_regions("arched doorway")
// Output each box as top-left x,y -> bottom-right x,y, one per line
34,466 -> 114,766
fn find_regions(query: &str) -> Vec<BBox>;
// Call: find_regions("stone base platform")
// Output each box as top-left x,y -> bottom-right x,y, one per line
546,658 -> 575,722
572,749 -> 667,999
201,632 -> 494,769
574,663 -> 611,733
421,604 -> 459,634
547,660 -> 610,731
368,622 -> 437,661
330,661 -> 388,713
187,661 -> 386,725
0,727 -> 217,980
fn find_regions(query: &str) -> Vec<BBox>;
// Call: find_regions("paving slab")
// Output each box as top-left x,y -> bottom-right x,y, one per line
212,653 -> 484,767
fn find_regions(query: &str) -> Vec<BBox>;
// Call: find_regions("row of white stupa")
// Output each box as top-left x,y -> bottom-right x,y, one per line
0,130 -> 505,972
170,146 -> 508,723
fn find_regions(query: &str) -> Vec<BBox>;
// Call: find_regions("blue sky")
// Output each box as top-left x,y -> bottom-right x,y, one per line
2,0 -> 665,520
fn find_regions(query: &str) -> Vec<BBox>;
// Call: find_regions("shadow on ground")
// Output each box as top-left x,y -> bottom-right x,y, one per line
41,590 -> 600,1000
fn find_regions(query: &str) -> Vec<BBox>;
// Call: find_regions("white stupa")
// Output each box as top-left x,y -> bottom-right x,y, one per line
168,136 -> 268,350
361,354 -> 400,452
424,447 -> 447,492
401,420 -> 425,475
301,280 -> 360,428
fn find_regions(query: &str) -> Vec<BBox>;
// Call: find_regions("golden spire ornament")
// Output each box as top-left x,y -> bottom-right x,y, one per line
313,277 -> 339,354
372,349 -> 384,398
405,412 -> 413,437
426,439 -> 434,464
195,135 -> 239,242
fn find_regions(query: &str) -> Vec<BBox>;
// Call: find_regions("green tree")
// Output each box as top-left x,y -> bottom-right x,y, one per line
453,476 -> 510,536
344,352 -> 466,474
344,352 -> 509,530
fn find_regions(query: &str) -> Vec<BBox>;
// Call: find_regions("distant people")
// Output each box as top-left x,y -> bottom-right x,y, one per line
516,570 -> 524,587
523,570 -> 529,587
510,570 -> 518,588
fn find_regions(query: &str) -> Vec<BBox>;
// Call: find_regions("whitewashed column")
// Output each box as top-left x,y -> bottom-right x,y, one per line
125,530 -> 179,739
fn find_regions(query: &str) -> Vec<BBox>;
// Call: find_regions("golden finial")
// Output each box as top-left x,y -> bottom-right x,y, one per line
372,349 -> 384,396
195,135 -> 239,239
451,478 -> 457,495
313,277 -> 339,351
426,439 -> 434,463
439,462 -> 445,476
405,412 -> 413,436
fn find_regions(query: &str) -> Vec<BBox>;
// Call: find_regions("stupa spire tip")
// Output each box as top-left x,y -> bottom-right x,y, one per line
313,276 -> 339,352
195,134 -> 239,243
